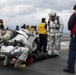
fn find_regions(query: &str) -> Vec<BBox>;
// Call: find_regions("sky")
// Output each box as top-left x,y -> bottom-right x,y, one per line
0,0 -> 76,33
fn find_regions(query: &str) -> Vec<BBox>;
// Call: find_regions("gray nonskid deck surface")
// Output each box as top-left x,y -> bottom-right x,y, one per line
0,50 -> 76,75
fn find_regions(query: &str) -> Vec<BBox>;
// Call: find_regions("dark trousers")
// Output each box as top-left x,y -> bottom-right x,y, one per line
39,34 -> 47,52
67,37 -> 76,70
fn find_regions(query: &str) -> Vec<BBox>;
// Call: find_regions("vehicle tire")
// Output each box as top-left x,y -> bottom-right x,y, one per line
32,37 -> 40,53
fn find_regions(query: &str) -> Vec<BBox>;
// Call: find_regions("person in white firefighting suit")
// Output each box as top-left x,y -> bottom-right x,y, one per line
1,29 -> 31,69
48,11 -> 64,54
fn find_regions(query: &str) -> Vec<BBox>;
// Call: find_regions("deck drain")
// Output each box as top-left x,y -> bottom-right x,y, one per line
35,65 -> 44,68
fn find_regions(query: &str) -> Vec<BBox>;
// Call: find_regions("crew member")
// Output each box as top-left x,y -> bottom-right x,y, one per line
38,18 -> 47,53
48,11 -> 64,54
1,29 -> 31,69
63,4 -> 76,73
0,19 -> 4,29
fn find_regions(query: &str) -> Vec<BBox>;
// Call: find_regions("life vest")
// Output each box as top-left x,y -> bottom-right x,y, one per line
38,23 -> 47,34
70,21 -> 76,35
70,13 -> 76,35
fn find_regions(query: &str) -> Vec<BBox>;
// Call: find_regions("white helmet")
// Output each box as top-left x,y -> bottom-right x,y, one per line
49,11 -> 56,16
17,29 -> 29,39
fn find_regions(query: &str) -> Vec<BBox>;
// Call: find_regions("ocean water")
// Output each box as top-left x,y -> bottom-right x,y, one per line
61,41 -> 69,47
63,33 -> 69,36
61,33 -> 70,47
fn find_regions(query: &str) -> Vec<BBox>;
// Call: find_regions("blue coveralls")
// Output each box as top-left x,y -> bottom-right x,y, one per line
68,37 -> 76,70
67,13 -> 76,71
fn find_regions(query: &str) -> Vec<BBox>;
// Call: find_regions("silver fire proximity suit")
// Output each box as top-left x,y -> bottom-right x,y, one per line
48,12 -> 64,55
1,29 -> 31,68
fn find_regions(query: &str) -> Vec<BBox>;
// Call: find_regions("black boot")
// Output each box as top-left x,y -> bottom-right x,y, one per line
63,68 -> 75,73
43,50 -> 48,53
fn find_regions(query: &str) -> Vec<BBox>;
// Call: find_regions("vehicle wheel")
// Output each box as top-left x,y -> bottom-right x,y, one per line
32,37 -> 40,53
